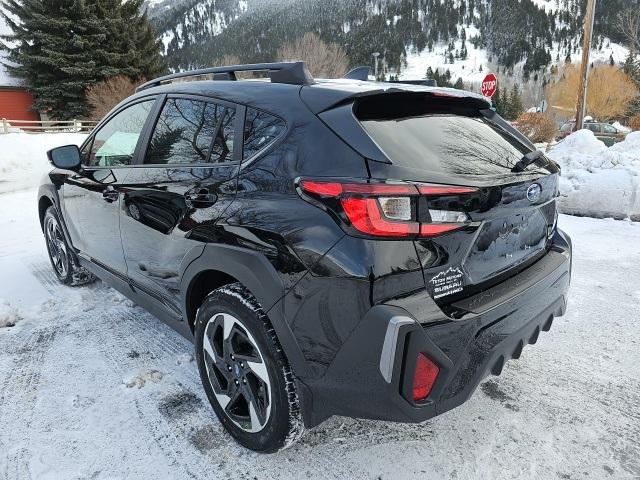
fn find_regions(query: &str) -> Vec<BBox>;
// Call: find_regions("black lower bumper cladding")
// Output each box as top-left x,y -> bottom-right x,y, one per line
300,230 -> 572,427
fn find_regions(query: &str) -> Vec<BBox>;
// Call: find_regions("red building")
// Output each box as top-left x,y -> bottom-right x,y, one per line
1,16 -> 39,126
0,87 -> 40,125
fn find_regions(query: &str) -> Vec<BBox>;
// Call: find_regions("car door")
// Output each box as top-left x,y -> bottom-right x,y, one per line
62,98 -> 157,276
119,94 -> 243,316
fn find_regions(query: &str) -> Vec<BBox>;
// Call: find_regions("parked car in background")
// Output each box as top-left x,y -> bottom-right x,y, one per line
557,121 -> 626,146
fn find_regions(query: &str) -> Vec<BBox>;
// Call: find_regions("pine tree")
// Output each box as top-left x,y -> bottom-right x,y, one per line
0,0 -> 165,119
426,66 -> 434,79
493,86 -> 510,117
492,87 -> 501,113
507,84 -> 524,120
453,77 -> 464,89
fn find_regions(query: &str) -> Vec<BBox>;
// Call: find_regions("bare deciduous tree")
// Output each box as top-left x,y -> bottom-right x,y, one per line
617,8 -> 640,52
630,115 -> 640,131
277,32 -> 349,78
86,76 -> 146,120
546,64 -> 638,121
516,112 -> 557,143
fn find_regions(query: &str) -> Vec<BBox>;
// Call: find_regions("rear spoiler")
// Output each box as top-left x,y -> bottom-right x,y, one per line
342,66 -> 438,87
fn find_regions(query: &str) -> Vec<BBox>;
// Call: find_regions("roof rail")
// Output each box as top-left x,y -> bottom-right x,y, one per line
136,61 -> 314,92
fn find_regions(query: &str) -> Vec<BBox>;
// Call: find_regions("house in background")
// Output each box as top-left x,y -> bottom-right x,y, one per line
0,15 -> 39,126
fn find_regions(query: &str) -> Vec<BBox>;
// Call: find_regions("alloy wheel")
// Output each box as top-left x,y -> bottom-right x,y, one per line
45,216 -> 69,278
202,313 -> 272,433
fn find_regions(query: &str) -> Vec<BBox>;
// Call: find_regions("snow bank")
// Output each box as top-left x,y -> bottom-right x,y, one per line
612,121 -> 631,134
548,130 -> 640,220
0,132 -> 87,194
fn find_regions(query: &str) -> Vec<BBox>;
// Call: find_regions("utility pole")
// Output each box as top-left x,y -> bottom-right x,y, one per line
574,0 -> 597,131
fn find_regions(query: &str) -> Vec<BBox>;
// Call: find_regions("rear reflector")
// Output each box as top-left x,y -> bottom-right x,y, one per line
413,353 -> 439,401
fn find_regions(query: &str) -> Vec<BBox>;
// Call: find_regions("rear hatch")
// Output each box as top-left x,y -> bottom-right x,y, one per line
351,93 -> 560,307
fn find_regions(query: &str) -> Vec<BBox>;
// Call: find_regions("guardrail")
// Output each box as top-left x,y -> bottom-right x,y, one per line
1,118 -> 97,134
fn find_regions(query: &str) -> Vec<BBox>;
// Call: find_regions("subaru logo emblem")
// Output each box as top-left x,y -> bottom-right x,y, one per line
527,183 -> 541,203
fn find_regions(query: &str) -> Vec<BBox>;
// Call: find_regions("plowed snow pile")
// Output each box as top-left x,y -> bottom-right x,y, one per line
547,130 -> 640,220
0,132 -> 87,194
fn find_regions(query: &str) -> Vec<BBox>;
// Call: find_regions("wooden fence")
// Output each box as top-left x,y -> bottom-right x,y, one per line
1,118 -> 97,134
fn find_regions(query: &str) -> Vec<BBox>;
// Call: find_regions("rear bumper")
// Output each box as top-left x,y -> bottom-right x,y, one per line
299,229 -> 571,427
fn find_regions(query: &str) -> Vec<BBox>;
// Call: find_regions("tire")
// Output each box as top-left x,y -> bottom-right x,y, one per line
194,282 -> 304,452
43,206 -> 96,286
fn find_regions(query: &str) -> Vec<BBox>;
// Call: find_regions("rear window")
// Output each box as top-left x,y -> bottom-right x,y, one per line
355,95 -> 554,176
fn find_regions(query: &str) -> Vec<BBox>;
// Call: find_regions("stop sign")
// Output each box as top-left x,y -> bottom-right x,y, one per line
481,73 -> 497,98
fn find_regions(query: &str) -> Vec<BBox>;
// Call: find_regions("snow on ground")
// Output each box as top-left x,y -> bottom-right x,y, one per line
0,185 -> 638,479
547,130 -> 640,220
0,299 -> 21,328
0,134 -> 639,479
0,133 -> 87,194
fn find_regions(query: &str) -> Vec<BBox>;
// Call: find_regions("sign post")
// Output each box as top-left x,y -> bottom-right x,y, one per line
481,73 -> 497,99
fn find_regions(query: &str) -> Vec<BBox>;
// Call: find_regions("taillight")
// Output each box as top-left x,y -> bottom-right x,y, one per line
413,353 -> 439,402
298,178 -> 477,239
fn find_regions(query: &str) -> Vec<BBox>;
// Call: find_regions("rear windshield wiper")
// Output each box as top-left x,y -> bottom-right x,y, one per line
512,150 -> 545,173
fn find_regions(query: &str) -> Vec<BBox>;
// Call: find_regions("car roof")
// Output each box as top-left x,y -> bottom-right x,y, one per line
125,77 -> 490,116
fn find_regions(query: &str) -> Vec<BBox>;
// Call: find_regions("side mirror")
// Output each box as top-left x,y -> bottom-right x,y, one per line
47,145 -> 82,170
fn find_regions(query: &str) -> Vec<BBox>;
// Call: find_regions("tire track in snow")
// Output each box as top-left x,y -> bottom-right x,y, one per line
88,304 -> 222,480
26,260 -> 66,297
0,325 -> 62,480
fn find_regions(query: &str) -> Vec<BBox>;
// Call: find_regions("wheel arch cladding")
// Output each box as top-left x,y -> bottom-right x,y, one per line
181,243 -> 310,378
38,195 -> 54,230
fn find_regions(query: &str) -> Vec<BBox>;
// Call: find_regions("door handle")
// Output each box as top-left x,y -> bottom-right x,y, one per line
184,188 -> 217,208
102,187 -> 119,203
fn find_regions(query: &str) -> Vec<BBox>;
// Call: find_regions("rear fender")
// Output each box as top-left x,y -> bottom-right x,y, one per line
180,243 -> 311,379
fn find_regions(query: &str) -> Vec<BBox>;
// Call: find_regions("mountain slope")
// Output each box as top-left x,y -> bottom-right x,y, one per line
148,0 -> 633,88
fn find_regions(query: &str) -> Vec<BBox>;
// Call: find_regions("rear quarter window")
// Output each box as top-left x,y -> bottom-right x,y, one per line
243,108 -> 285,161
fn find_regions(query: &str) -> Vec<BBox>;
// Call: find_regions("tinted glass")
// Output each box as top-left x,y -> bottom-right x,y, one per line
243,108 -> 285,160
602,124 -> 617,133
587,123 -> 601,133
146,98 -> 235,165
360,114 -> 552,176
88,100 -> 154,167
355,94 -> 555,177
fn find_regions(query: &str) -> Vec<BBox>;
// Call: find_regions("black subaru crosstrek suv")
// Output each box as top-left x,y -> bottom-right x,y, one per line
38,62 -> 571,452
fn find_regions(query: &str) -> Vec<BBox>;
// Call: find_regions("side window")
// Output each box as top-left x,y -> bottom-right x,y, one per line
602,124 -> 617,134
243,108 -> 285,160
88,100 -> 154,167
145,98 -> 236,165
587,123 -> 601,133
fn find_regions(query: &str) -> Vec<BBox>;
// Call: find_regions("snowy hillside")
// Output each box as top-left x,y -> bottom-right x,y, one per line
149,0 -> 631,89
